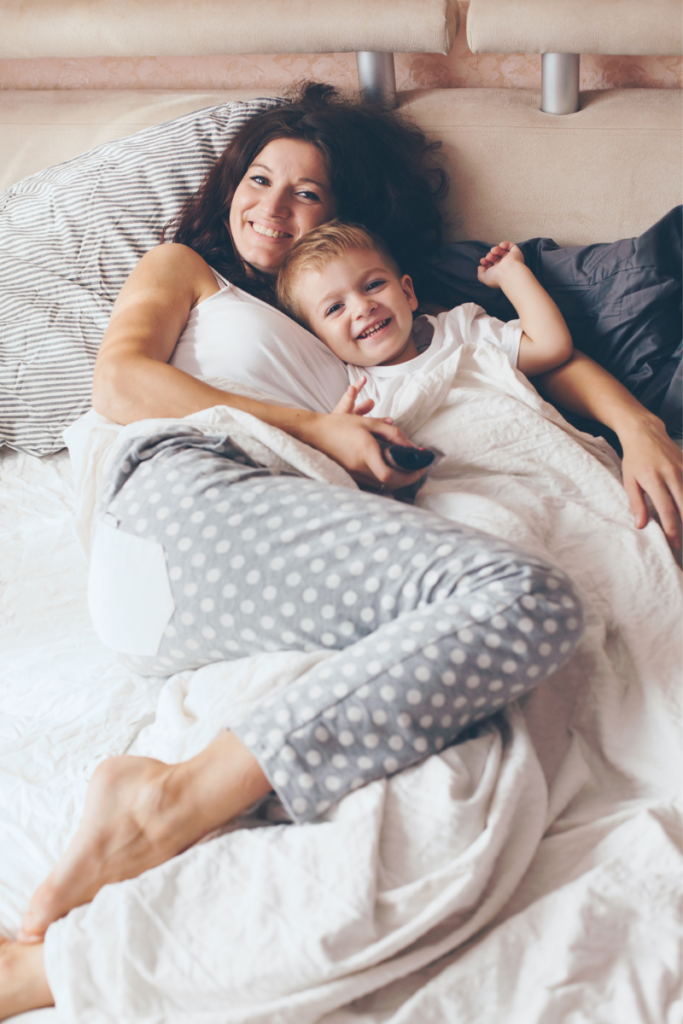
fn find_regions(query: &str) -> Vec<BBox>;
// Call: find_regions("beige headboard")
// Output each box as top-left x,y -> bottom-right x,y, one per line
0,0 -> 457,57
467,0 -> 681,56
0,0 -> 680,245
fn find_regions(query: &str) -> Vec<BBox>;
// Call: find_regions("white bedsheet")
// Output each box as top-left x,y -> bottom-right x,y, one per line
1,342 -> 680,1023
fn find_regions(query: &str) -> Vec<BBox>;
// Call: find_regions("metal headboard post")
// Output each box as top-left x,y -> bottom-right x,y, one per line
541,53 -> 580,113
356,52 -> 398,108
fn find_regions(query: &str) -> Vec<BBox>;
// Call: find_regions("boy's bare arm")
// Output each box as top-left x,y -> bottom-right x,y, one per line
478,242 -> 573,376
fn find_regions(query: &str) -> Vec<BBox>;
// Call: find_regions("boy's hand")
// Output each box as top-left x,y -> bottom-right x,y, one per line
477,241 -> 525,289
332,376 -> 376,417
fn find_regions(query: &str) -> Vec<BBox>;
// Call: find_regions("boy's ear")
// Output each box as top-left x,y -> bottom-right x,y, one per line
401,274 -> 419,312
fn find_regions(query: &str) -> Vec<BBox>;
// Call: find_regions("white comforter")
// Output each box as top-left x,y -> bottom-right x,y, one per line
1,343 -> 680,1023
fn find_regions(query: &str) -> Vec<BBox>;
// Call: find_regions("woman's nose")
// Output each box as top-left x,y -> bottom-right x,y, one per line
259,187 -> 289,218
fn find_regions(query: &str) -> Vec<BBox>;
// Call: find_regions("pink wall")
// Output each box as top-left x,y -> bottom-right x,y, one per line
0,2 -> 679,91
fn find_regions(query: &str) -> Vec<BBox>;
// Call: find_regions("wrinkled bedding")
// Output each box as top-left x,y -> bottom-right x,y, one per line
1,342 -> 681,1023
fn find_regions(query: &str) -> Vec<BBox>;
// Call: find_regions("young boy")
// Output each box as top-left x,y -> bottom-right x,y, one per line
276,221 -> 573,421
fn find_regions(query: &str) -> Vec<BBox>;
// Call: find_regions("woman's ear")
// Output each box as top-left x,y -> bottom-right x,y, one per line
401,274 -> 419,311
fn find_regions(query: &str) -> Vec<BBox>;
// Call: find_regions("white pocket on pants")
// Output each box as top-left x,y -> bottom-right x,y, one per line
88,519 -> 175,657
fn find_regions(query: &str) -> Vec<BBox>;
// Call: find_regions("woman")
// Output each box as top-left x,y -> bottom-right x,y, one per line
2,83 -> 679,1019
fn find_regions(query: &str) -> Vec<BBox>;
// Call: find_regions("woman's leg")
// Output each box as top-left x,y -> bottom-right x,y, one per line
21,436 -> 582,938
20,732 -> 270,943
0,939 -> 52,1019
95,437 -> 583,822
222,484 -> 582,821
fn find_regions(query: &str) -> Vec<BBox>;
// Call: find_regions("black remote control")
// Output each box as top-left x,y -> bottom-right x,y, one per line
385,445 -> 435,471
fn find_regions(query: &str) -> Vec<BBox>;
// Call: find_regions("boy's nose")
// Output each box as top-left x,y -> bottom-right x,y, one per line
354,295 -> 377,317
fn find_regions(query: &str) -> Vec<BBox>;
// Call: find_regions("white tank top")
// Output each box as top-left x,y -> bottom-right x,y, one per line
170,272 -> 348,413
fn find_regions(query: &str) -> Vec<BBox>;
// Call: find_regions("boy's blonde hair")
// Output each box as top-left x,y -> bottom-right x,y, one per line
277,220 -> 401,327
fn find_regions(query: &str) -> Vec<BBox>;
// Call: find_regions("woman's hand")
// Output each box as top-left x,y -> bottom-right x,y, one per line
538,350 -> 682,550
619,416 -> 683,549
477,241 -> 525,290
297,409 -> 426,491
327,379 -> 427,490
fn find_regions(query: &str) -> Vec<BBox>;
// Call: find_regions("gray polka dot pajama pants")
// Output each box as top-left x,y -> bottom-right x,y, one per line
98,429 -> 584,824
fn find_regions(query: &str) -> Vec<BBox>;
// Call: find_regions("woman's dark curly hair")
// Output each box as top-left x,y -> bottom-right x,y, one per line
168,82 -> 448,303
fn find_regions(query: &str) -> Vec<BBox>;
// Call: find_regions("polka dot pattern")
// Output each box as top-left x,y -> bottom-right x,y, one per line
102,432 -> 584,825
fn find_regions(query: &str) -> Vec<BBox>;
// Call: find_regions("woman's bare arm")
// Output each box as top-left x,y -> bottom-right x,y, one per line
538,350 -> 682,547
93,244 -> 425,490
94,243 -> 228,423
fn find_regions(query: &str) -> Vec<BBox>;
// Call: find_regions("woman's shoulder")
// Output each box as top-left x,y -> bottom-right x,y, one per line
132,243 -> 220,303
139,242 -> 214,275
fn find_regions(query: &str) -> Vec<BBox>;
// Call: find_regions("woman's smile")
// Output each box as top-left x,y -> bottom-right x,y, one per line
229,138 -> 336,275
250,221 -> 291,240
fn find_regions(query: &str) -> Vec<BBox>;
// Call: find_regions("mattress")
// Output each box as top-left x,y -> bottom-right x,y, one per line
1,339 -> 681,1022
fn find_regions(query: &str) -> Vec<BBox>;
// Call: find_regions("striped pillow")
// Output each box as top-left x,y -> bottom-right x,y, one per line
0,97 -> 283,456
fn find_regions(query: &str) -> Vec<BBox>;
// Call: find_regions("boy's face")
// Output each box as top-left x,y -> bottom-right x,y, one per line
294,248 -> 419,366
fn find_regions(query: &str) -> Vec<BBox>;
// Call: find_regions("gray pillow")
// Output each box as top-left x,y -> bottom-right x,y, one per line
0,97 -> 283,456
426,207 -> 682,441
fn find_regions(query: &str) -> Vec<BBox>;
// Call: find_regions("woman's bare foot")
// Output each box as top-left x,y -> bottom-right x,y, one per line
19,732 -> 271,942
0,939 -> 53,1019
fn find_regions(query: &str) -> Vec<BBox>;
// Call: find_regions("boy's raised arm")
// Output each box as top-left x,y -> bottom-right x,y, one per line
478,242 -> 573,376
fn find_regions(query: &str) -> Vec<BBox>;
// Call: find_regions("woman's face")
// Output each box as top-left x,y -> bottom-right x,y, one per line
229,138 -> 336,276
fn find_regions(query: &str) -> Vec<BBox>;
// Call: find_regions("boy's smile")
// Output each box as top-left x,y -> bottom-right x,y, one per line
295,249 -> 420,366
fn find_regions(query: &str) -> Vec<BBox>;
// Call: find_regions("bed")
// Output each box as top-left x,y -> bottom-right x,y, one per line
1,1 -> 681,1021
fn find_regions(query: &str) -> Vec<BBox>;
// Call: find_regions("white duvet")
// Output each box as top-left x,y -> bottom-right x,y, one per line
1,342 -> 680,1023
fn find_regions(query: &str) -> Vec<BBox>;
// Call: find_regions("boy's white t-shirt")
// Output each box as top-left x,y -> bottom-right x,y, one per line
346,303 -> 522,418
